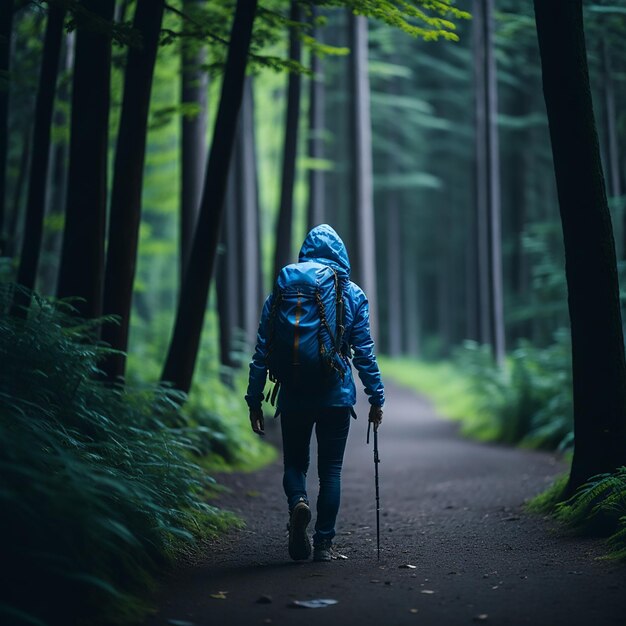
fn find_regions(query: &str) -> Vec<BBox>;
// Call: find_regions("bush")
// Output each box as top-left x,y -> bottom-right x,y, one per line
456,331 -> 573,449
554,468 -> 626,559
0,290 -> 239,625
380,329 -> 574,450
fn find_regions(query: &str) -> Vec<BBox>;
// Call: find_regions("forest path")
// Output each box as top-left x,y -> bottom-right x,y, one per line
147,384 -> 626,626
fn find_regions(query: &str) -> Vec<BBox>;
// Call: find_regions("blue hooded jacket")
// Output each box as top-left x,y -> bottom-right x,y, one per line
245,224 -> 385,413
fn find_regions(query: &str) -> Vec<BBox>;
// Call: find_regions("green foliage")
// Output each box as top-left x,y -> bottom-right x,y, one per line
454,333 -> 573,449
378,355 -> 494,438
326,0 -> 470,41
526,473 -> 569,514
547,469 -> 626,560
380,331 -> 574,450
0,289 -> 240,625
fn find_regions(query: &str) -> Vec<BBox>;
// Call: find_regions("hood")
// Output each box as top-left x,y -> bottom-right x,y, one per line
298,224 -> 350,278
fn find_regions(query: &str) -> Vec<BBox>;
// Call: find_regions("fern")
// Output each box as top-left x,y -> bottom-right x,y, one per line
553,469 -> 626,558
0,286 -> 241,625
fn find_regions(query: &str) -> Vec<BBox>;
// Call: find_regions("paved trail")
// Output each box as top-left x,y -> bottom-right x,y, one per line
147,384 -> 626,626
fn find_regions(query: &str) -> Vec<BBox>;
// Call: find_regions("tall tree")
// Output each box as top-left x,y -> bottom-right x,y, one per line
473,0 -> 505,365
534,0 -> 626,495
216,158 -> 239,375
14,4 -> 65,301
307,6 -> 325,230
38,34 -> 74,296
101,0 -> 165,379
599,40 -> 622,259
56,1 -> 115,319
161,0 -> 258,393
180,0 -> 208,285
0,0 -> 13,250
237,77 -> 263,346
348,12 -> 378,338
5,126 -> 31,259
273,0 -> 302,280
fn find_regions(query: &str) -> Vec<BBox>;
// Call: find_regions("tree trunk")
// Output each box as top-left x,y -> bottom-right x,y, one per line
402,227 -> 420,357
38,34 -> 74,296
5,126 -> 31,260
238,77 -> 263,347
161,0 -> 257,394
180,0 -> 208,285
0,0 -> 13,251
307,7 -> 325,230
533,0 -> 626,495
508,90 -> 531,342
473,0 -> 505,364
599,40 -> 622,260
216,157 -> 239,378
273,0 -> 301,280
101,0 -> 165,380
386,192 -> 402,356
14,4 -> 65,305
56,1 -> 115,319
348,12 -> 378,339
473,0 -> 490,347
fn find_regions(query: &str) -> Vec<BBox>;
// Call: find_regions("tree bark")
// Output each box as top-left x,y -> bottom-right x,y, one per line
533,0 -> 626,495
101,0 -> 165,380
386,192 -> 402,356
473,0 -> 505,364
348,12 -> 378,339
5,126 -> 31,259
38,33 -> 74,296
14,4 -> 65,304
273,1 -> 301,280
216,156 -> 239,376
180,0 -> 208,285
599,40 -> 623,260
161,0 -> 257,393
0,0 -> 13,251
402,227 -> 420,357
215,158 -> 234,378
238,77 -> 263,347
56,1 -> 115,319
307,7 -> 325,230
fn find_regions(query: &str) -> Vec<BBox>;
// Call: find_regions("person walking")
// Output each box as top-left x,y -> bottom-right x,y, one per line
245,224 -> 385,562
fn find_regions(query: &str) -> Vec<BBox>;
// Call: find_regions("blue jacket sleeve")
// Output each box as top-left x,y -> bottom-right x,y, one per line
245,294 -> 273,411
349,290 -> 385,407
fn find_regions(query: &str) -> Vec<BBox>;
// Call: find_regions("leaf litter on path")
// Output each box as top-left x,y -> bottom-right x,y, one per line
209,591 -> 228,600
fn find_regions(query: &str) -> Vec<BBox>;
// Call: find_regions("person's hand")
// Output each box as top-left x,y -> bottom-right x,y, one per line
249,408 -> 265,436
368,405 -> 383,431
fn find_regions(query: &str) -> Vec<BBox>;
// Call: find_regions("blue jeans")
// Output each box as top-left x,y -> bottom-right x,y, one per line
281,407 -> 351,545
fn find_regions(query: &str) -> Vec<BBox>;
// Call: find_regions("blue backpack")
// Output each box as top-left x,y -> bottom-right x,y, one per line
265,261 -> 348,402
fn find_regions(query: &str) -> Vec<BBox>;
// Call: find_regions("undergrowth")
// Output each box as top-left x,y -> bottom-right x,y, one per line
528,469 -> 626,561
380,329 -> 573,450
0,289 -> 264,625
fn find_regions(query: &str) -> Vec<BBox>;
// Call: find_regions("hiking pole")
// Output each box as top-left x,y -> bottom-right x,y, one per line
367,420 -> 381,560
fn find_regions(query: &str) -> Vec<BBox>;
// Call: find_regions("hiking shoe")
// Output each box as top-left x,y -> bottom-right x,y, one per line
288,499 -> 311,561
313,538 -> 333,562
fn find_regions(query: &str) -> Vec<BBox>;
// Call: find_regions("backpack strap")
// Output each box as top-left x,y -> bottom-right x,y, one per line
334,270 -> 345,354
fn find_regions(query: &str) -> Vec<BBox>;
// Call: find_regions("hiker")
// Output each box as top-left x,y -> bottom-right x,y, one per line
245,224 -> 385,562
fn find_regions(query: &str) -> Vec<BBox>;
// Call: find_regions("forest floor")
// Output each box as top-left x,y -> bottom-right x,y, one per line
146,384 -> 626,626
